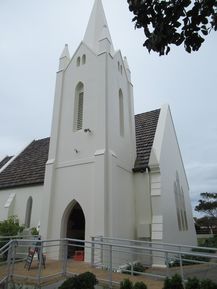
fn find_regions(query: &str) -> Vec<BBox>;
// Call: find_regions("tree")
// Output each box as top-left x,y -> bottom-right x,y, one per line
127,0 -> 217,55
195,192 -> 217,218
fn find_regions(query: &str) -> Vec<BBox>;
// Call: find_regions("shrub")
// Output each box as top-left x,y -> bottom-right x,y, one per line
163,274 -> 184,289
0,216 -> 24,260
133,281 -> 147,289
58,272 -> 98,289
120,279 -> 133,289
186,277 -> 200,289
124,262 -> 146,275
200,279 -> 217,289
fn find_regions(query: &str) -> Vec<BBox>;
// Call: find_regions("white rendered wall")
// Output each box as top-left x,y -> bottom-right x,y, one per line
150,105 -> 197,246
0,186 -> 43,228
42,40 -> 136,245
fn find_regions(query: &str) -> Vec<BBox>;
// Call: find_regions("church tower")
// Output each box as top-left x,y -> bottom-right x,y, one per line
41,0 -> 136,242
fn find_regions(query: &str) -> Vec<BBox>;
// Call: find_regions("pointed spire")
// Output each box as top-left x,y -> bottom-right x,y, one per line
83,0 -> 114,54
60,44 -> 70,59
59,44 -> 70,70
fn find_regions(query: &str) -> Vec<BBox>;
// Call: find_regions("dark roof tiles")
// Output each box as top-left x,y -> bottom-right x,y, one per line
134,109 -> 160,171
0,138 -> 50,190
0,156 -> 13,170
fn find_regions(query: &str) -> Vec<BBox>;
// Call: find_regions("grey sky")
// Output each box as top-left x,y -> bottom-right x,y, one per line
0,0 -> 216,214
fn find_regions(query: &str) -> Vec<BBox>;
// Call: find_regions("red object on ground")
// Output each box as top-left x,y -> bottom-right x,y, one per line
73,250 -> 84,261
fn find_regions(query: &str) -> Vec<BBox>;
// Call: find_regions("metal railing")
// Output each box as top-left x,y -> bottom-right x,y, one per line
0,237 -> 217,288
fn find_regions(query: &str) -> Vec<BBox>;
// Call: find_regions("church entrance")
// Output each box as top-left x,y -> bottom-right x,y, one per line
66,202 -> 85,259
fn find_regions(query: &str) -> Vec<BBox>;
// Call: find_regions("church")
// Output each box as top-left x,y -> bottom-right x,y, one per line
0,0 -> 196,251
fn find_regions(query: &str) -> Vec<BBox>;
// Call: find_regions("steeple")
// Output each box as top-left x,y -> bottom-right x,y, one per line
83,0 -> 114,54
59,44 -> 70,70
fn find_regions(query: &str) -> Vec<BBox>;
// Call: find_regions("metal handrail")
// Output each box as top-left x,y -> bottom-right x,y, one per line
94,235 -> 217,252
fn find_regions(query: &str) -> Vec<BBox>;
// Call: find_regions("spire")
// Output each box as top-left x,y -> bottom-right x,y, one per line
59,44 -> 70,70
83,0 -> 114,54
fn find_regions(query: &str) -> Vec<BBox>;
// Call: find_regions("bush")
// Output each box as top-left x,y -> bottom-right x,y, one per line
58,272 -> 98,289
200,279 -> 217,289
124,262 -> 146,275
133,281 -> 147,289
163,274 -> 184,289
120,279 -> 133,289
0,216 -> 24,260
186,277 -> 200,289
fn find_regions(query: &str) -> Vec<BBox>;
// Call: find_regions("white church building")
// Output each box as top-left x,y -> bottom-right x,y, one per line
0,0 -> 196,252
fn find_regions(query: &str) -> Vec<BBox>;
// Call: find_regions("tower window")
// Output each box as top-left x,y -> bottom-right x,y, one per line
82,54 -> 86,65
119,89 -> 124,137
74,82 -> 84,131
77,57 -> 81,67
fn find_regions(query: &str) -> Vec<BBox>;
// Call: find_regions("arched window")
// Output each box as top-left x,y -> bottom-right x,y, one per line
74,82 -> 84,131
82,54 -> 86,65
77,57 -> 81,67
119,89 -> 124,137
25,196 -> 33,228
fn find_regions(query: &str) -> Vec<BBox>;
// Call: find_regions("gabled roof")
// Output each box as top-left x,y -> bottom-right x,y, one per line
0,109 -> 160,189
0,138 -> 49,190
133,109 -> 160,172
0,156 -> 13,170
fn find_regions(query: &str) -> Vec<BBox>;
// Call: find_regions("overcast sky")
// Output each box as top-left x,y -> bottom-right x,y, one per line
0,0 -> 216,214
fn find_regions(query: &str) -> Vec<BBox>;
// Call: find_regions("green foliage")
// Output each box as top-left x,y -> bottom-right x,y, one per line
200,279 -> 217,289
163,274 -> 184,289
0,216 -> 24,237
133,282 -> 147,289
0,216 -> 24,261
58,272 -> 98,289
127,0 -> 217,55
195,192 -> 217,218
30,227 -> 39,236
203,235 -> 217,248
164,275 -> 217,289
186,277 -> 200,289
120,279 -> 133,289
124,262 -> 146,275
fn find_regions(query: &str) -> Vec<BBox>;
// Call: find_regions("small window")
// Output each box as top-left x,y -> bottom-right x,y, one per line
82,54 -> 86,65
77,57 -> 81,67
74,82 -> 84,131
120,65 -> 123,75
174,172 -> 188,231
25,196 -> 33,228
119,89 -> 124,137
118,61 -> 120,71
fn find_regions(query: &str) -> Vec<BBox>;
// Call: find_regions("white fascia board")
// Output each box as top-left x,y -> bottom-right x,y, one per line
149,104 -> 169,166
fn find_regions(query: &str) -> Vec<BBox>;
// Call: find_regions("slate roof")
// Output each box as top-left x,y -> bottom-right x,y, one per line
0,138 -> 50,190
0,109 -> 160,189
0,156 -> 13,170
133,109 -> 160,172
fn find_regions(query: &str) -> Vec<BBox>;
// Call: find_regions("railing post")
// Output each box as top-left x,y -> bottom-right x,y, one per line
11,240 -> 17,278
130,262 -> 133,276
62,239 -> 68,276
179,252 -> 185,289
109,244 -> 113,289
165,252 -> 169,277
100,236 -> 103,266
91,237 -> 95,267
37,240 -> 43,286
7,241 -> 13,281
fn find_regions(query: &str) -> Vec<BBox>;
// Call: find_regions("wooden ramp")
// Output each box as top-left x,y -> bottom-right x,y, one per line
1,259 -> 164,289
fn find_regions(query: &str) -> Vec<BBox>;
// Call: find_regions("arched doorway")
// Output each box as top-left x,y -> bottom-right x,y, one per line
66,202 -> 85,258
